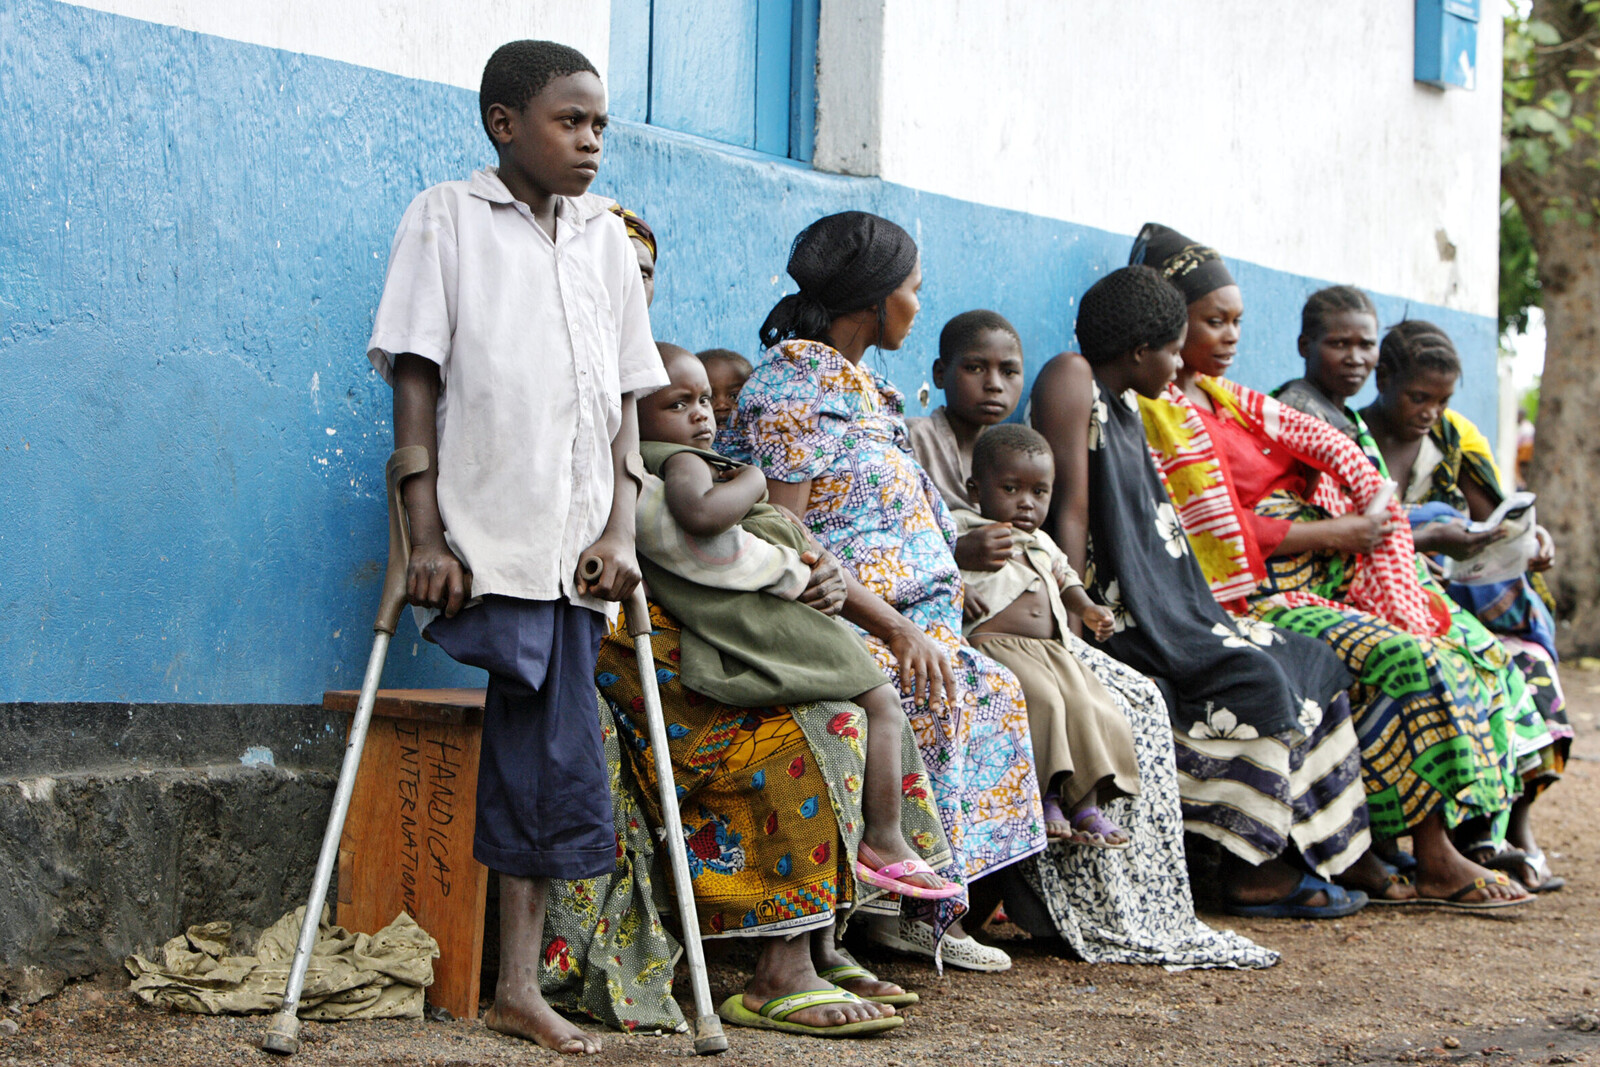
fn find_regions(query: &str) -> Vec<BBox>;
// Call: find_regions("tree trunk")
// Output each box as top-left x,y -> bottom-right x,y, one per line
1504,0 -> 1600,656
1523,225 -> 1600,656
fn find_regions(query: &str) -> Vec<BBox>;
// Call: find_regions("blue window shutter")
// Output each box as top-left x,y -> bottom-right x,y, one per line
608,0 -> 653,122
789,0 -> 818,161
649,0 -> 759,147
754,0 -> 794,155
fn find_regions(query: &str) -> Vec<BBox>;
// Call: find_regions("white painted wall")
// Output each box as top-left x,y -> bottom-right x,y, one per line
870,0 -> 1504,316
61,0 -> 611,90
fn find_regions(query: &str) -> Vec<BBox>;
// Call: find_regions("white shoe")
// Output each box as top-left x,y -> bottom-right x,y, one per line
866,915 -> 1012,973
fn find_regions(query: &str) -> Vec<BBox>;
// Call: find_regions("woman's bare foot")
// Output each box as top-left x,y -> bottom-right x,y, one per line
744,931 -> 894,1028
490,875 -> 603,1055
810,929 -> 907,1000
1335,848 -> 1418,902
1411,809 -> 1530,904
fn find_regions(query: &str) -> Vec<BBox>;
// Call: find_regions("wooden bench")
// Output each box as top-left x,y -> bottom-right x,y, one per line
324,688 -> 489,1021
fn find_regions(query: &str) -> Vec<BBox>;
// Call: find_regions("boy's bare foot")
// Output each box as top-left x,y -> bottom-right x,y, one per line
744,932 -> 894,1029
485,993 -> 602,1055
491,874 -> 603,1054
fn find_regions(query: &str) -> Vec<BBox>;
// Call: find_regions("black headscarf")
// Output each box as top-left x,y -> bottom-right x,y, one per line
1128,222 -> 1235,305
758,212 -> 918,348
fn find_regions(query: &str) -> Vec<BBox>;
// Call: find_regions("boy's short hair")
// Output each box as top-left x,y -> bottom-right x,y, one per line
938,310 -> 1021,365
971,423 -> 1053,483
1074,266 -> 1188,366
1378,320 -> 1460,385
697,348 -> 753,375
479,40 -> 598,148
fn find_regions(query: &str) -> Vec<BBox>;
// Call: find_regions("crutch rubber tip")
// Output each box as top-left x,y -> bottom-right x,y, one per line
692,1015 -> 729,1055
261,1011 -> 301,1055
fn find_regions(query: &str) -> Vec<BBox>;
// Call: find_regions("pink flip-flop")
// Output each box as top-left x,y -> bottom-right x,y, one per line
854,844 -> 963,900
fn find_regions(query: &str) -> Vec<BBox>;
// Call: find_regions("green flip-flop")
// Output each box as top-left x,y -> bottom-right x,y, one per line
816,964 -> 919,1007
717,988 -> 905,1038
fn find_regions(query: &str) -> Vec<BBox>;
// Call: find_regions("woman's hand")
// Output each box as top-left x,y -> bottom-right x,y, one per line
798,548 -> 847,615
886,621 -> 957,715
1311,513 -> 1396,554
1529,525 -> 1556,572
1410,519 -> 1503,560
954,523 -> 1014,571
407,541 -> 472,618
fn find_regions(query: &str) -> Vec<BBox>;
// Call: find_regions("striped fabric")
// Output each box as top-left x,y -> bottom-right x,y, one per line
1174,692 -> 1369,876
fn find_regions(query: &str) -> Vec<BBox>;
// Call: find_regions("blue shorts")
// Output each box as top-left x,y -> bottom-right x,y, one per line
426,596 -> 613,881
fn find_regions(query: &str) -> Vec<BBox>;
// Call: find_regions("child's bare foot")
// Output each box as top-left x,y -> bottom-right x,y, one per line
485,993 -> 602,1055
1042,794 -> 1071,839
857,837 -> 955,895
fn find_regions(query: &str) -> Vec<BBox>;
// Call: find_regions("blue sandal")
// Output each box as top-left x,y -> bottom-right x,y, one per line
1224,872 -> 1368,919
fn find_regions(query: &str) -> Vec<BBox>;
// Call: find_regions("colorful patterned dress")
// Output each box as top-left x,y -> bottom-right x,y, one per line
1141,376 -> 1531,839
722,339 -> 1047,885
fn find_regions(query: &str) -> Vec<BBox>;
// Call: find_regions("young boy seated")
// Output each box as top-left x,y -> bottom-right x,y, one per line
905,311 -> 1031,612
636,344 -> 957,899
905,310 -> 1026,509
956,424 -> 1141,847
696,348 -> 753,430
368,40 -> 665,1055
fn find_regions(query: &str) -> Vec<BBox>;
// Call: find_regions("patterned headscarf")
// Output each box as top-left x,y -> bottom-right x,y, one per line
1129,222 -> 1235,305
610,204 -> 657,262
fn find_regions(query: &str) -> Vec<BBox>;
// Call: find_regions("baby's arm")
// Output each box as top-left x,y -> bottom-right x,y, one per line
576,393 -> 643,601
660,453 -> 768,538
1059,583 -> 1115,641
394,353 -> 471,617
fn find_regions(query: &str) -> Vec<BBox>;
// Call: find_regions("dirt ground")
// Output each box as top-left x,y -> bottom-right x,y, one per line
7,671 -> 1600,1067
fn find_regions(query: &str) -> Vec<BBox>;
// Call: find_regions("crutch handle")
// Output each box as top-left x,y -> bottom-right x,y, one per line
375,445 -> 431,635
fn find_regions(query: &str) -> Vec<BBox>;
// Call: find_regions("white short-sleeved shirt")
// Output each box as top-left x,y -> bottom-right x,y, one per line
367,167 -> 667,619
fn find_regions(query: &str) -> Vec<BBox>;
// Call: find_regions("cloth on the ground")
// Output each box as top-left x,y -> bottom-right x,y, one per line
1058,380 -> 1366,875
594,601 -> 956,941
904,406 -> 974,509
633,440 -> 886,706
425,595 -> 615,880
125,908 -> 437,1019
722,339 -> 1046,900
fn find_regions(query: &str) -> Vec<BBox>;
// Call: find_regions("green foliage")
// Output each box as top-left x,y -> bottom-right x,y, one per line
1502,0 -> 1600,189
1521,379 -> 1541,422
1500,196 -> 1541,337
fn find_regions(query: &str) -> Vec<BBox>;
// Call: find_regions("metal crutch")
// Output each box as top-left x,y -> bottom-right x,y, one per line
263,445 -> 430,1055
580,457 -> 728,1055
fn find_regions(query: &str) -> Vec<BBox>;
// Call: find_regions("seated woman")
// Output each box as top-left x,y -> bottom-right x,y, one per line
1130,224 -> 1537,910
721,212 -> 1045,973
1358,320 -> 1568,891
1030,265 -> 1370,921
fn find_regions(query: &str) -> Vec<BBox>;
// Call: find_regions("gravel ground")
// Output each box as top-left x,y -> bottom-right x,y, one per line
7,670 -> 1600,1067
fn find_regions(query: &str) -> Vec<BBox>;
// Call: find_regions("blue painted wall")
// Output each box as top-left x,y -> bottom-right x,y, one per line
0,0 -> 1498,703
